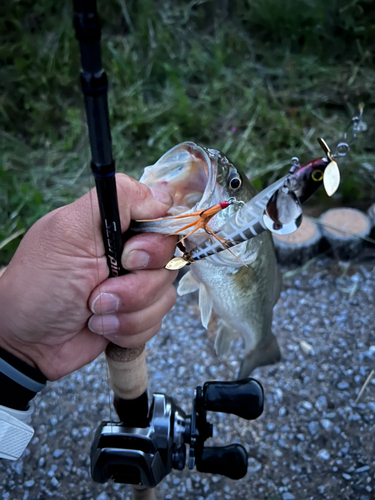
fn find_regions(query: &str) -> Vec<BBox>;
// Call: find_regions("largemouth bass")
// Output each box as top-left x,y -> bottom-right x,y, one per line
136,142 -> 282,378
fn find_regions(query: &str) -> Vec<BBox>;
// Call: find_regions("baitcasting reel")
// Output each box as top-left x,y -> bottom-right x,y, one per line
91,378 -> 264,487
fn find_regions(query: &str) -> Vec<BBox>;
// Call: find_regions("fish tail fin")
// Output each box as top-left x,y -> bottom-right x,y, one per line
237,333 -> 281,379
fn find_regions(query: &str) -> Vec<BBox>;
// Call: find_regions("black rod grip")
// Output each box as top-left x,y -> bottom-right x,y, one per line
203,378 -> 264,420
93,170 -> 124,277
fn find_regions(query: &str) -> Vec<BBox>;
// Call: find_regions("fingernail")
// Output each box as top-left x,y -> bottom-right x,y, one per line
122,250 -> 150,270
150,187 -> 173,205
91,293 -> 120,314
88,315 -> 119,334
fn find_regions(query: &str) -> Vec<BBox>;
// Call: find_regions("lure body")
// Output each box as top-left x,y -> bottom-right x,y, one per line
186,152 -> 336,264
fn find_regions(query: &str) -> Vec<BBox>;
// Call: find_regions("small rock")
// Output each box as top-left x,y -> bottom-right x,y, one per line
279,407 -> 287,416
53,449 -> 64,459
81,427 -> 90,437
282,493 -> 295,500
12,461 -> 23,475
367,402 -> 375,412
247,458 -> 262,473
24,480 -> 35,488
318,449 -> 330,461
317,485 -> 325,494
356,465 -> 370,473
47,465 -> 58,477
96,493 -> 109,500
320,419 -> 333,431
342,473 -> 351,480
302,401 -> 313,410
315,395 -> 328,412
300,340 -> 313,354
50,477 -> 59,488
308,421 -> 320,435
338,381 -> 350,390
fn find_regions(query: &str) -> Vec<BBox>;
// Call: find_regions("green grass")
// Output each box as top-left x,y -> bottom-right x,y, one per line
1,0 -> 374,264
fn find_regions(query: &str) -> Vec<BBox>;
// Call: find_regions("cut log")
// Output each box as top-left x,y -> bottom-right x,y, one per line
273,217 -> 322,265
320,208 -> 371,260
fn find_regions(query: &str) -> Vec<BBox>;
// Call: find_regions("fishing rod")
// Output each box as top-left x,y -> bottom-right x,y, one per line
72,1 -> 264,498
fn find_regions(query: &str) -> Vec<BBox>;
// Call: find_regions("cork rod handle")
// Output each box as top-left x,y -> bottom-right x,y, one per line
105,343 -> 148,400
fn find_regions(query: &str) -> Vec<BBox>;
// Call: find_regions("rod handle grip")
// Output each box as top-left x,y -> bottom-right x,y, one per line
105,343 -> 148,400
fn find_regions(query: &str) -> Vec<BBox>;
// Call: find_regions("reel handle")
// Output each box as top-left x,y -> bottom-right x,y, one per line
203,378 -> 264,420
196,444 -> 248,479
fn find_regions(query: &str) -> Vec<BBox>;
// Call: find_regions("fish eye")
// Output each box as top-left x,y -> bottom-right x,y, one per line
311,170 -> 323,182
228,174 -> 242,191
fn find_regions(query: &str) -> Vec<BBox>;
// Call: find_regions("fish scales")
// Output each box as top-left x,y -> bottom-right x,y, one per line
135,142 -> 282,378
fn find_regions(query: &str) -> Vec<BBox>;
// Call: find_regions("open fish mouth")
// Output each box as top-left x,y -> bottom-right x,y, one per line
139,142 -> 218,216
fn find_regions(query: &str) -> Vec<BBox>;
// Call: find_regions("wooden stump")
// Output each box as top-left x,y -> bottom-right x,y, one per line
320,208 -> 371,260
273,217 -> 322,265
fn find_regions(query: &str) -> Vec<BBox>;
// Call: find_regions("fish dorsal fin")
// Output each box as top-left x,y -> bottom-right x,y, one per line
214,320 -> 234,356
177,270 -> 200,296
199,283 -> 213,329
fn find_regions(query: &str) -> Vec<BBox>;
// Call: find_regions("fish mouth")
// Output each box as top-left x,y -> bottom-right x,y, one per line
140,142 -> 218,216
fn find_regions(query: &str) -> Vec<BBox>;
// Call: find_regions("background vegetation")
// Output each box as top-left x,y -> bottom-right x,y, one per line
1,0 -> 374,264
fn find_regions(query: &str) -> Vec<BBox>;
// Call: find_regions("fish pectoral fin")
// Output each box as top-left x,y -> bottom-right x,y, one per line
199,283 -> 213,329
214,321 -> 234,356
241,248 -> 258,266
238,333 -> 281,379
177,271 -> 200,296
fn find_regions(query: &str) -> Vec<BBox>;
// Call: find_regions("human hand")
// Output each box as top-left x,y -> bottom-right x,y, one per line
0,174 -> 177,380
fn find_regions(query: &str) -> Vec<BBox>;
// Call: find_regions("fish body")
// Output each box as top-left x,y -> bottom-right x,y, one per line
136,142 -> 282,378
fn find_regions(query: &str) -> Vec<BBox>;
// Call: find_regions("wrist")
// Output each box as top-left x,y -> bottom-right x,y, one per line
0,347 -> 47,411
0,347 -> 47,460
0,337 -> 38,370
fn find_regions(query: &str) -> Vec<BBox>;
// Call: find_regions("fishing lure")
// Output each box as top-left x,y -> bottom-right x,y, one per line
165,106 -> 365,270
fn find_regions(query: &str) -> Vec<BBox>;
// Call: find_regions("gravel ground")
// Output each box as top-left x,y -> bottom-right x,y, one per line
1,256 -> 375,500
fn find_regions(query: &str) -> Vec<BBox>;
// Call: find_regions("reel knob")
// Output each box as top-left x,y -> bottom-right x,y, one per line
202,378 -> 264,420
196,444 -> 248,479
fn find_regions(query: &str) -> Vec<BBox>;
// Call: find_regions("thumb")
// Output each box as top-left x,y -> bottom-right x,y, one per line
66,173 -> 173,254
115,173 -> 173,230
